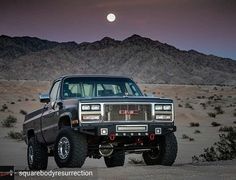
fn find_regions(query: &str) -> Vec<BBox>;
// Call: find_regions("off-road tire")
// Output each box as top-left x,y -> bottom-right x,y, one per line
27,137 -> 48,170
104,150 -> 125,168
143,133 -> 177,166
54,128 -> 87,168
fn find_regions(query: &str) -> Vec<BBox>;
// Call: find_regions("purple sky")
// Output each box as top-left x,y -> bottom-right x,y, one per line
1,0 -> 236,59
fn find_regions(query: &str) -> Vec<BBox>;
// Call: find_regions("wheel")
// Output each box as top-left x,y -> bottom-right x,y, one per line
143,133 -> 177,166
54,128 -> 87,168
27,136 -> 48,170
104,150 -> 125,168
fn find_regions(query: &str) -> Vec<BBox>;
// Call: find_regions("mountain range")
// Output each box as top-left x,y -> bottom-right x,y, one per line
0,34 -> 236,85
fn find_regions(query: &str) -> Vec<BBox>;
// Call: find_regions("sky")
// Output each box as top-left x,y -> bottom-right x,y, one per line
0,0 -> 236,59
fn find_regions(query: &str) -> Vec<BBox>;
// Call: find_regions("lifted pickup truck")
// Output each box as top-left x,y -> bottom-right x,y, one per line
23,75 -> 177,170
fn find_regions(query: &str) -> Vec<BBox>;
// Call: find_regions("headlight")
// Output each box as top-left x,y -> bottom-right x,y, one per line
81,104 -> 101,111
91,104 -> 101,111
81,105 -> 91,111
155,105 -> 163,110
163,105 -> 172,111
155,104 -> 173,122
155,104 -> 172,111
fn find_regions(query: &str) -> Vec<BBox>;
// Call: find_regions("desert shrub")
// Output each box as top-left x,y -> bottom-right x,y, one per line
20,109 -> 27,115
219,126 -> 235,132
206,100 -> 211,105
31,98 -> 36,101
192,127 -> 236,162
234,121 -> 236,124
17,99 -> 22,102
1,115 -> 17,127
234,112 -> 236,117
10,102 -> 15,104
208,112 -> 216,118
1,104 -> 8,111
214,106 -> 224,114
8,131 -> 23,140
178,104 -> 183,107
25,98 -> 29,101
190,122 -> 200,127
182,134 -> 194,141
182,134 -> 189,139
200,103 -> 206,109
208,96 -> 214,100
128,157 -> 144,165
185,103 -> 193,109
211,121 -> 221,127
197,96 -> 205,99
194,130 -> 201,134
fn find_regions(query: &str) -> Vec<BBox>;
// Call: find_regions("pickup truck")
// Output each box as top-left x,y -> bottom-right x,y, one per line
23,75 -> 177,170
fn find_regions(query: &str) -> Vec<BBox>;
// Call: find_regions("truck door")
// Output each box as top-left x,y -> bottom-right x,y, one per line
41,80 -> 61,145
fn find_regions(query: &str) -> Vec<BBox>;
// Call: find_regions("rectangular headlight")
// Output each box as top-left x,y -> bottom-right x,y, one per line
81,105 -> 90,111
163,105 -> 172,111
91,104 -> 101,111
155,104 -> 172,111
155,105 -> 163,110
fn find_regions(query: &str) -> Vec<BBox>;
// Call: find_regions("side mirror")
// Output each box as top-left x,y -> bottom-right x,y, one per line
39,93 -> 50,103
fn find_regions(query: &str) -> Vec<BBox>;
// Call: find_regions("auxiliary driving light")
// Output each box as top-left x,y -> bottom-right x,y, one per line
100,128 -> 108,135
155,128 -> 162,134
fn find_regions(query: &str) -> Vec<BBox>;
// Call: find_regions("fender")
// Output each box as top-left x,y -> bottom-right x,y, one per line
58,112 -> 73,128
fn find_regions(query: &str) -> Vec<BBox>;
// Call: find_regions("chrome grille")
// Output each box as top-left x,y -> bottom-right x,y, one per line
104,104 -> 152,121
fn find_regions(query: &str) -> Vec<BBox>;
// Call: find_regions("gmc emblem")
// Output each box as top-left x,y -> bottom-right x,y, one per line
119,110 -> 139,115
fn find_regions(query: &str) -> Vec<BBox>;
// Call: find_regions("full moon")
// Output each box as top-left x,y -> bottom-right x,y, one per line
107,13 -> 116,22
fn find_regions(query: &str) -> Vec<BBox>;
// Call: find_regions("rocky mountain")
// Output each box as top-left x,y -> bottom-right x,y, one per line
0,34 -> 236,85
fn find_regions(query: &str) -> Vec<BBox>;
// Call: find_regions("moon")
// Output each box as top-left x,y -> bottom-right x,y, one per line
107,13 -> 116,22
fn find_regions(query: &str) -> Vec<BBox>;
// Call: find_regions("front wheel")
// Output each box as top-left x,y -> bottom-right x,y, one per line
143,133 -> 177,166
104,150 -> 125,168
27,137 -> 48,170
54,128 -> 87,168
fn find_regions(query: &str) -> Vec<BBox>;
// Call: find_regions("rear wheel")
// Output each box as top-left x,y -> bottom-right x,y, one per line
143,133 -> 177,166
104,150 -> 125,168
54,128 -> 87,168
27,137 -> 48,170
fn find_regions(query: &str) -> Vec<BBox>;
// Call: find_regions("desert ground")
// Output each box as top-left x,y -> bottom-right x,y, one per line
0,80 -> 236,179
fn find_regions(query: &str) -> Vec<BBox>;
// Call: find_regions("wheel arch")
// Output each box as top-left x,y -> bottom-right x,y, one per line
58,112 -> 72,129
26,129 -> 35,144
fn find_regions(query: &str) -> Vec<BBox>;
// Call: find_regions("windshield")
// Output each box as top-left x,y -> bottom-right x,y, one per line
62,77 -> 143,98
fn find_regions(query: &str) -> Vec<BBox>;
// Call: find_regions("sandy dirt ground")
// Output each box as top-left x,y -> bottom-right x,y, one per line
0,80 -> 236,179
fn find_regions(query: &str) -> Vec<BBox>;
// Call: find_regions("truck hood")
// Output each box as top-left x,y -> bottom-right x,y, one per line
78,96 -> 173,103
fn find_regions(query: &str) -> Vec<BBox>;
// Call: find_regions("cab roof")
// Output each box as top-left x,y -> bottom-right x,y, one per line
53,74 -> 132,82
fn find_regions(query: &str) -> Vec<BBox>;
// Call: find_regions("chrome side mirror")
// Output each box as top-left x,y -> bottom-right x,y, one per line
39,93 -> 50,103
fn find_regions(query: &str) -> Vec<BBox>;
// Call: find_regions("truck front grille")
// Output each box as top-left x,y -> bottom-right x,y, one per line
104,104 -> 152,121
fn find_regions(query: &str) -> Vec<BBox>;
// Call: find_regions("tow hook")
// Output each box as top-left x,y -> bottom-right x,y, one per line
149,133 -> 155,141
109,133 -> 116,141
